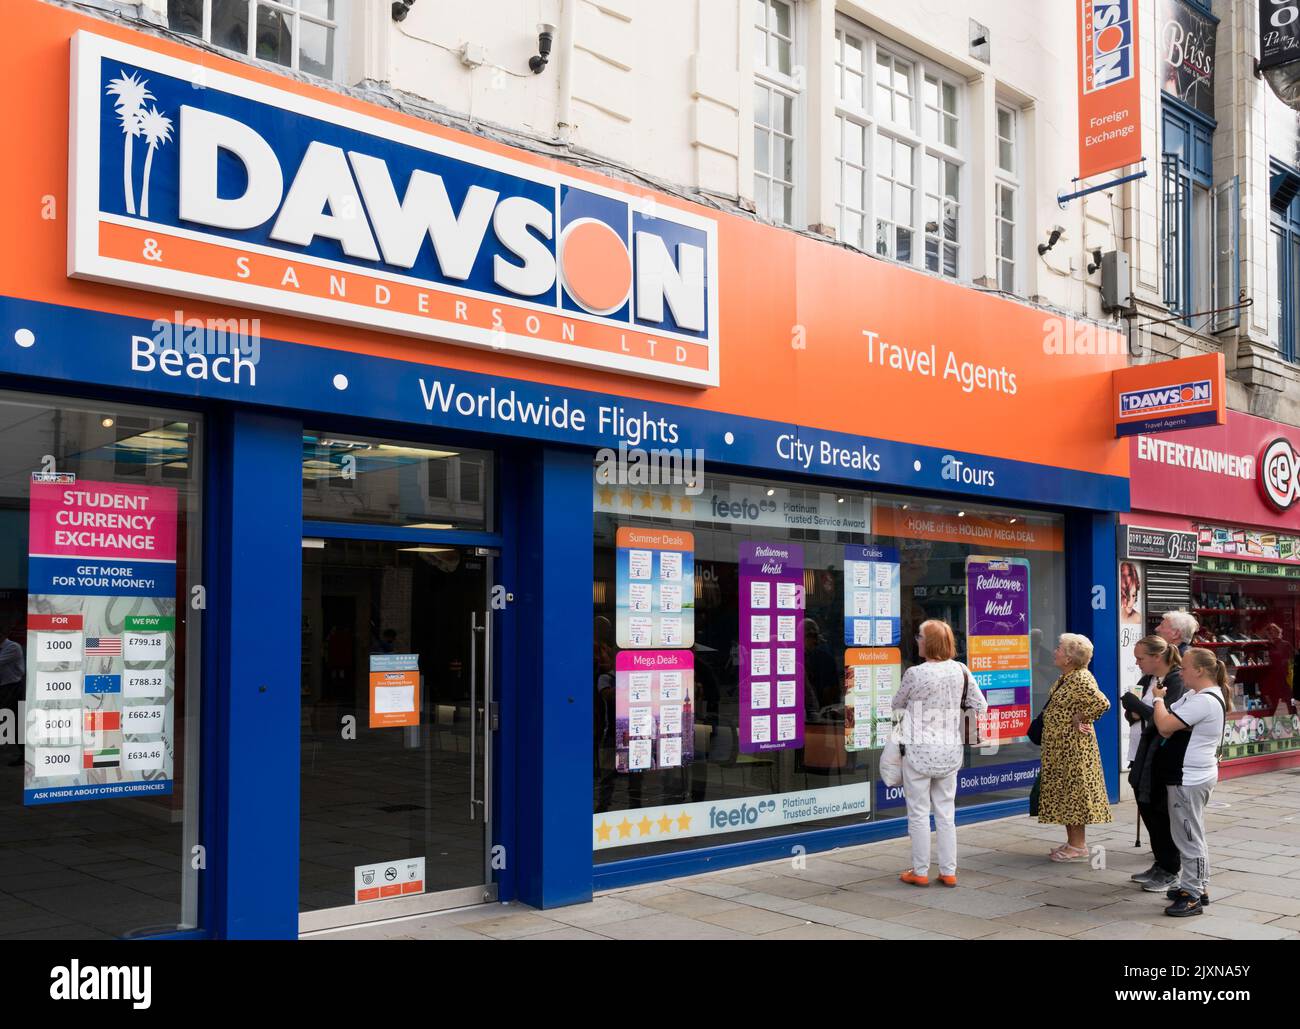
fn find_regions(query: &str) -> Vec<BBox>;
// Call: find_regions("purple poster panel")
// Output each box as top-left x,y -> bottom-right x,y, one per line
739,542 -> 805,754
614,650 -> 694,773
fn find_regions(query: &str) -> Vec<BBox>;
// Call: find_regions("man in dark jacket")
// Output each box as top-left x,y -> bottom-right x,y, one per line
1121,661 -> 1186,892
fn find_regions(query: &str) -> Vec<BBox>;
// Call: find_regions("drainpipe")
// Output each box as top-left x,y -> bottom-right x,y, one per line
556,0 -> 578,145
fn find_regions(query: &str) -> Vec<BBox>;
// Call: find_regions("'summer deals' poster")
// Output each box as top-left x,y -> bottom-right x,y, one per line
965,556 -> 1032,741
615,527 -> 695,650
25,479 -> 180,805
614,650 -> 694,772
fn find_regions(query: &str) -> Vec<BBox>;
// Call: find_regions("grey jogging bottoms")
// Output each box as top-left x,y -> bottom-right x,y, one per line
1168,779 -> 1217,896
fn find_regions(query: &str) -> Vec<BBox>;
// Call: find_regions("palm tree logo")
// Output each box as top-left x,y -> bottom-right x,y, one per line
137,106 -> 174,219
106,70 -> 173,219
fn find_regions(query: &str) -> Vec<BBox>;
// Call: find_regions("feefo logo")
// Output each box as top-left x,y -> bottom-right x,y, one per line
708,798 -> 777,829
1259,437 -> 1300,512
1084,0 -> 1137,93
710,494 -> 778,521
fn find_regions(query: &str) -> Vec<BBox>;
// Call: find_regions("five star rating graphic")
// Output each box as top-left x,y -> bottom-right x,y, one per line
595,810 -> 693,844
596,487 -> 694,514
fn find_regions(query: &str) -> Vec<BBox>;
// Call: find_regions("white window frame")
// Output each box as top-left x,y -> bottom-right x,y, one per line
831,15 -> 967,281
994,103 -> 1022,294
833,24 -> 870,249
177,0 -> 345,80
753,0 -> 805,228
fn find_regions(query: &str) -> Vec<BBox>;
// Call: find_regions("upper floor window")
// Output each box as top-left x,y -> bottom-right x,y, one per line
168,0 -> 342,79
994,104 -> 1021,294
1161,101 -> 1238,333
832,18 -> 965,280
753,0 -> 802,227
1270,161 -> 1300,363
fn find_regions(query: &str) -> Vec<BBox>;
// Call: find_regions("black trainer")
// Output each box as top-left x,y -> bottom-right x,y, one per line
1165,890 -> 1205,917
1165,885 -> 1209,906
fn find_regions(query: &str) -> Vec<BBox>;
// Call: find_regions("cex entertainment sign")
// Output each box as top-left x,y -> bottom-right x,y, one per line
67,32 -> 720,386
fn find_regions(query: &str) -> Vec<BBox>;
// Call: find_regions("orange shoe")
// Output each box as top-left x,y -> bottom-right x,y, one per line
899,870 -> 930,887
939,874 -> 958,888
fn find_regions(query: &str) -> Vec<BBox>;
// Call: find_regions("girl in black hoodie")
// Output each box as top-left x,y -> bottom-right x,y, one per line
1120,635 -> 1186,892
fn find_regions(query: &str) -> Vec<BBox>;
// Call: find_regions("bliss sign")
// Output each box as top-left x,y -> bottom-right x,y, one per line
68,32 -> 720,386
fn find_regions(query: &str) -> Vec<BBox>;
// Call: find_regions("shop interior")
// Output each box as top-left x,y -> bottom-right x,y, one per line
1191,572 -> 1300,759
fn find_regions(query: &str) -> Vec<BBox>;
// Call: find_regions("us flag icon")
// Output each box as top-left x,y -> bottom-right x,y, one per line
85,637 -> 122,656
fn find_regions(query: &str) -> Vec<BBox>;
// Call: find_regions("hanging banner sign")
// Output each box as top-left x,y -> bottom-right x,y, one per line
25,479 -> 179,805
1261,1 -> 1300,71
1077,0 -> 1144,178
1112,352 -> 1226,437
1159,0 -> 1216,118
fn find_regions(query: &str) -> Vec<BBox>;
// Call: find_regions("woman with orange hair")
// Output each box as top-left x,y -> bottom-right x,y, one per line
891,619 -> 987,887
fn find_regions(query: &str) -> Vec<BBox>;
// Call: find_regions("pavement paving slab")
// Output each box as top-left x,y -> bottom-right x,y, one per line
316,770 -> 1300,942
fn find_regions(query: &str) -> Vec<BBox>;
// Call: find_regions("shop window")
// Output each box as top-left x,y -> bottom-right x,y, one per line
0,390 -> 203,939
302,432 -> 493,532
1270,160 -> 1300,363
753,0 -> 802,227
1161,103 -> 1239,330
167,0 -> 343,80
832,16 -> 965,279
1191,571 -> 1300,759
593,472 -> 1067,861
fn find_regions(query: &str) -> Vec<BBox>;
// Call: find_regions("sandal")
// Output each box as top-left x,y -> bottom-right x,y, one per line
1049,845 -> 1089,862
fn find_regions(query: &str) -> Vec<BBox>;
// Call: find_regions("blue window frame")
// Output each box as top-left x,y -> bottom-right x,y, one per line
1161,101 -> 1214,321
1271,160 -> 1300,363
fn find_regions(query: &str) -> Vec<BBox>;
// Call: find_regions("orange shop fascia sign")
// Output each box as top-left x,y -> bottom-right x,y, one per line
2,0 -> 1128,486
1077,0 -> 1142,179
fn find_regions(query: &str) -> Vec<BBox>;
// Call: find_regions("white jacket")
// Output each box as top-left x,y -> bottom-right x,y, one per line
892,659 -> 989,777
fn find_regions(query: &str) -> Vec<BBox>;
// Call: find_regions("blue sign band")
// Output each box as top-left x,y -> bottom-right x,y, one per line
0,296 -> 1130,513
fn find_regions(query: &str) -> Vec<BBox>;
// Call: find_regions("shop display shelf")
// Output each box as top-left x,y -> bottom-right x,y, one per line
1193,639 -> 1269,647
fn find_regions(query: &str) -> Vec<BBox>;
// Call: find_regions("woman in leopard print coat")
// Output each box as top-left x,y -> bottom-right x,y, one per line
1038,633 -> 1112,861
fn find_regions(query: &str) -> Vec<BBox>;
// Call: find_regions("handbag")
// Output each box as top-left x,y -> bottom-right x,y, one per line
1026,677 -> 1058,746
1028,775 -> 1041,817
879,737 -> 904,788
960,663 -> 983,746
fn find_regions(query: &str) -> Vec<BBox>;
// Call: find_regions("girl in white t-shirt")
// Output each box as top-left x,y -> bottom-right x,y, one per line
1150,647 -> 1230,918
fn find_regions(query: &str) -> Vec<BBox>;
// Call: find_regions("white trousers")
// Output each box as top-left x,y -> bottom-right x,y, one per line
902,757 -> 959,877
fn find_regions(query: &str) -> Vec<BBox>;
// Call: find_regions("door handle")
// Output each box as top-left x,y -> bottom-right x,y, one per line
482,603 -> 492,827
469,611 -> 481,822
